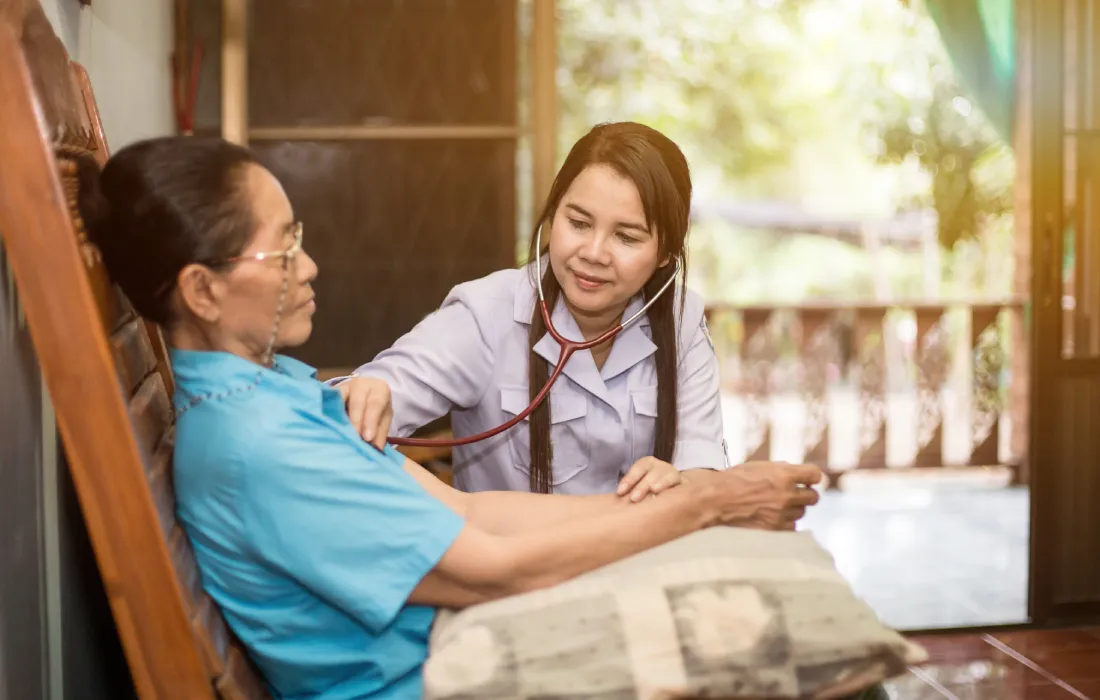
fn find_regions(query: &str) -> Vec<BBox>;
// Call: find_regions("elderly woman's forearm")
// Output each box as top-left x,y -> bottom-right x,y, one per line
499,486 -> 714,593
411,483 -> 717,609
403,455 -> 639,536
465,490 -> 629,535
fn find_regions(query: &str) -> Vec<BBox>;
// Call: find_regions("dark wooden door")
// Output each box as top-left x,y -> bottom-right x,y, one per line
243,1 -> 519,371
1029,0 -> 1100,625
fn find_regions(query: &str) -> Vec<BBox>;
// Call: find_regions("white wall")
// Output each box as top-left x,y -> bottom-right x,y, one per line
39,0 -> 175,150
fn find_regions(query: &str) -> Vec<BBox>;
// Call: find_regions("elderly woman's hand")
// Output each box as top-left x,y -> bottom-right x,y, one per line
617,457 -> 683,502
336,376 -> 394,450
698,461 -> 823,531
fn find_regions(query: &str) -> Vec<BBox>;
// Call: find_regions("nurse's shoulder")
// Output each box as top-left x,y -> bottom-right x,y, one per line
436,266 -> 536,342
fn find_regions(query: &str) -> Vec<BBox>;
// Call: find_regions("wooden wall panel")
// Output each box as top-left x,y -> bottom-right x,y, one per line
236,0 -> 518,370
254,138 -> 516,367
249,0 -> 516,127
1052,373 -> 1100,605
188,0 -> 520,369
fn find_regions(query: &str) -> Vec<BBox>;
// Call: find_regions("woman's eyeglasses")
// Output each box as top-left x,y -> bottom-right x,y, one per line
210,222 -> 304,269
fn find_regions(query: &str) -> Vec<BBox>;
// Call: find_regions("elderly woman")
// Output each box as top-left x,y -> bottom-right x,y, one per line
78,136 -> 823,699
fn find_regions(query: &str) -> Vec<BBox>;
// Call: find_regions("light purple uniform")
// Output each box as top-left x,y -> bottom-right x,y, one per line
349,266 -> 729,494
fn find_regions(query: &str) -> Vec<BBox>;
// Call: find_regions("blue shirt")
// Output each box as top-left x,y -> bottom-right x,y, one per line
170,348 -> 465,700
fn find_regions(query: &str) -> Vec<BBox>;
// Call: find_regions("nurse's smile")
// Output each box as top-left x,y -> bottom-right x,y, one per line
569,267 -> 609,292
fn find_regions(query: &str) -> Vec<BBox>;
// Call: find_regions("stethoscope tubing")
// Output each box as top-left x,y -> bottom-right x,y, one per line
388,227 -> 680,448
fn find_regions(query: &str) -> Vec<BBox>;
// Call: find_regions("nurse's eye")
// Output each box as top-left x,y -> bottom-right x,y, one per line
616,231 -> 642,245
568,218 -> 590,231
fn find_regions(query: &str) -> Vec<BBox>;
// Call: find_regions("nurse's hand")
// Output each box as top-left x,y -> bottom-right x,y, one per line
336,376 -> 394,450
617,457 -> 682,502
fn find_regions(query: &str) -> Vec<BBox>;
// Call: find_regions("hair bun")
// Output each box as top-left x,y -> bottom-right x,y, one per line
73,154 -> 112,244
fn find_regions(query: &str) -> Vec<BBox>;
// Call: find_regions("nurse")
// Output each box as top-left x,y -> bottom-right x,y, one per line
340,122 -> 727,500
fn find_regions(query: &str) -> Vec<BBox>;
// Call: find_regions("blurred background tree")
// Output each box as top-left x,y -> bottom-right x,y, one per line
548,0 -> 1015,303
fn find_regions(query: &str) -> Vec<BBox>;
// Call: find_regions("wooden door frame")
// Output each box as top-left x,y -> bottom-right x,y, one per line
530,0 -> 557,225
221,0 -> 248,145
1027,0 -> 1062,626
1027,0 -> 1100,627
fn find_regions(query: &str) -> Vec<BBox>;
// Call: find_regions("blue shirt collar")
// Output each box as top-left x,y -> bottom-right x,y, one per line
170,348 -> 320,409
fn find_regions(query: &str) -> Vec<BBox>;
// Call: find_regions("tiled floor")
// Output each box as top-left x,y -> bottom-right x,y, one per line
892,628 -> 1100,699
800,484 -> 1030,630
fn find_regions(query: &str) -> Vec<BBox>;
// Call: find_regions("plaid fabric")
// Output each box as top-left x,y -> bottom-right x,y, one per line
425,528 -> 926,699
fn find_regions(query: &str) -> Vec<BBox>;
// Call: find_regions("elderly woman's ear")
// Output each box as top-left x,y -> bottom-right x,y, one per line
176,264 -> 228,324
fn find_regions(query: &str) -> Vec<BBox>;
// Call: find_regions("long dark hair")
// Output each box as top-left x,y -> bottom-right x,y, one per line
526,122 -> 692,493
76,136 -> 259,325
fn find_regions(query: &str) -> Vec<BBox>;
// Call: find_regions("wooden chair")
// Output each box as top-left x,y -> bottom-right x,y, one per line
0,3 -> 269,698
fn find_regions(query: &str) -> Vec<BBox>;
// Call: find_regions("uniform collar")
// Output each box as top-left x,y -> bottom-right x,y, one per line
511,265 -> 657,405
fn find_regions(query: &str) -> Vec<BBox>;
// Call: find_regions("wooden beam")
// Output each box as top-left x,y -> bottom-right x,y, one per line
1009,0 -> 1032,478
220,0 -> 247,145
530,0 -> 557,223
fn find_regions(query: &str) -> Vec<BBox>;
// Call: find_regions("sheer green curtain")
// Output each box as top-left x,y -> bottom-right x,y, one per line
924,0 -> 1015,140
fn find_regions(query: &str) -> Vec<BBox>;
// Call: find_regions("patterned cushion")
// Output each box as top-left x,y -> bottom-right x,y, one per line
425,528 -> 926,699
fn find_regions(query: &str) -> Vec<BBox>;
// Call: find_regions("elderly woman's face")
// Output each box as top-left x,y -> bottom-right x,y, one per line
214,165 -> 318,356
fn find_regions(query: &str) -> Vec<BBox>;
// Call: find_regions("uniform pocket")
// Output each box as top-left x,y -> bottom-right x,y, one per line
500,385 -> 589,486
630,384 -> 659,462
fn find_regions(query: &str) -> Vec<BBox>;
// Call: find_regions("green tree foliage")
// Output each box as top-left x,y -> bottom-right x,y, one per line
556,0 -> 1013,254
557,0 -> 819,199
856,4 -> 1013,249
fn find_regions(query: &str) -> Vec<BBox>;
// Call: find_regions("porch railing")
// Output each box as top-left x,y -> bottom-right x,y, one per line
704,298 -> 1026,486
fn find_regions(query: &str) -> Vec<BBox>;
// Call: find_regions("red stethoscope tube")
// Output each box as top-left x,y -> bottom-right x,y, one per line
388,300 -> 622,448
388,239 -> 682,449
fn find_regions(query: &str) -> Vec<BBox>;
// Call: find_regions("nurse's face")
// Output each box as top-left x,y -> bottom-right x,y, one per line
547,164 -> 667,322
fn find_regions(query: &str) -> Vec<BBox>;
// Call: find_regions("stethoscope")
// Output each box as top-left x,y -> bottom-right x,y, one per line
389,228 -> 682,448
